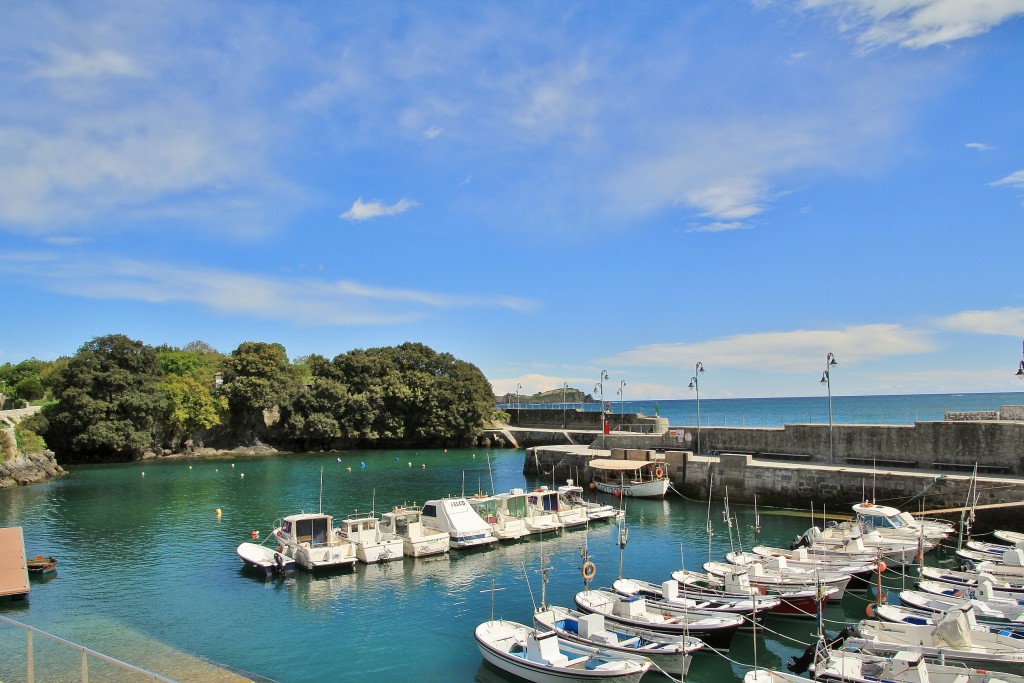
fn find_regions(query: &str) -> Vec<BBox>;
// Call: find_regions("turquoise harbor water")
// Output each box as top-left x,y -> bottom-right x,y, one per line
0,392 -> 1015,682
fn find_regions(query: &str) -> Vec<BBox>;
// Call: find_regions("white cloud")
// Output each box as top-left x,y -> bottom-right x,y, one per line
685,221 -> 751,234
686,179 -> 769,220
800,0 -> 1024,50
600,324 -> 934,373
424,126 -> 443,139
935,307 -> 1024,336
0,252 -> 538,325
43,236 -> 91,247
991,170 -> 1024,189
34,48 -> 146,80
966,142 -> 993,151
340,197 -> 418,221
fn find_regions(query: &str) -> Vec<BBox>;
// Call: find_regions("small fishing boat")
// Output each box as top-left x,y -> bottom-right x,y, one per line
558,484 -> 622,521
704,558 -> 851,602
899,585 -> 1024,626
612,577 -> 778,627
379,506 -> 450,557
26,555 -> 57,575
236,542 -> 295,576
920,566 -> 1024,595
573,588 -> 744,651
421,497 -> 498,549
726,550 -> 877,591
968,539 -> 1024,557
534,603 -> 702,676
872,603 -> 1024,638
474,619 -> 651,683
468,493 -> 531,541
811,646 -> 1024,683
671,567 -> 834,618
526,487 -> 588,529
337,512 -> 404,563
996,530 -> 1024,546
846,613 -> 1024,673
793,525 -> 923,567
852,502 -> 954,543
588,459 -> 669,499
272,512 -> 358,571
919,577 -> 1024,602
503,487 -> 565,535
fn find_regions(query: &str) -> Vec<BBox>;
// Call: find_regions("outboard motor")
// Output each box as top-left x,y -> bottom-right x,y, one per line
786,627 -> 858,674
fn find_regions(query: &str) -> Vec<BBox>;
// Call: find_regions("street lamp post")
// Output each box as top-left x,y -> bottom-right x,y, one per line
820,353 -> 838,464
516,383 -> 522,427
1017,339 -> 1024,381
595,370 -> 609,442
688,362 -> 704,455
562,382 -> 569,428
617,380 -> 627,422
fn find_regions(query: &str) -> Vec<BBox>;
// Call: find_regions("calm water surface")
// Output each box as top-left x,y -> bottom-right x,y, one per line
0,446 -> 962,682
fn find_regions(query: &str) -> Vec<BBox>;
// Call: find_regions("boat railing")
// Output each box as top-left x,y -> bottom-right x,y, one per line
0,614 -> 178,682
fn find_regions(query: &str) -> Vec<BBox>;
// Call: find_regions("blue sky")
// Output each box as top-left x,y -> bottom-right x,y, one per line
3,1 -> 1024,400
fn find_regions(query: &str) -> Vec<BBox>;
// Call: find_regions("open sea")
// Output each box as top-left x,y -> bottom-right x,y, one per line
1,391 -> 1020,682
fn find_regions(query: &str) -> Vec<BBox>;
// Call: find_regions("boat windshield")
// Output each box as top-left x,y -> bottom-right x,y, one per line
295,517 -> 330,546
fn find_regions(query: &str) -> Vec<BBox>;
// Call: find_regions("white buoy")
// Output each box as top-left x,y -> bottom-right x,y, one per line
408,462 -> 412,467
240,473 -> 244,478
188,465 -> 192,470
231,463 -> 235,468
141,472 -> 145,477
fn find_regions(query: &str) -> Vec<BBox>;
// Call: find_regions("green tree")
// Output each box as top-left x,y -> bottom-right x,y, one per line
161,375 -> 228,448
13,376 -> 45,402
43,335 -> 168,462
222,342 -> 301,438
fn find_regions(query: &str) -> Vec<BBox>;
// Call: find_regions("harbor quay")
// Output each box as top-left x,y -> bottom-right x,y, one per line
498,406 -> 1024,533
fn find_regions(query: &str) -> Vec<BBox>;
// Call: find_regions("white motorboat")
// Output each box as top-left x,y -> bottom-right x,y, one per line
337,512 -> 403,563
852,502 -> 954,543
744,669 -> 807,683
272,512 -> 358,571
919,577 -> 1024,602
845,612 -> 1024,672
588,459 -> 669,498
752,543 -> 881,567
474,619 -> 651,683
379,506 -> 450,557
968,539 -> 1024,557
236,541 -> 295,576
501,487 -> 564,535
671,567 -> 835,618
794,525 -> 924,567
873,603 -> 1024,638
421,497 -> 498,549
919,567 -> 1024,596
612,577 -> 778,627
526,487 -> 588,529
726,550 -> 877,590
468,494 -> 530,541
534,603 -> 702,676
900,583 -> 1024,625
558,484 -> 622,521
996,530 -> 1024,546
573,588 -> 744,651
811,646 -> 1024,683
704,558 -> 851,602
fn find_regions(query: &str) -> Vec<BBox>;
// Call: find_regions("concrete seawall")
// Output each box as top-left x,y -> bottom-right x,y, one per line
525,444 -> 1024,533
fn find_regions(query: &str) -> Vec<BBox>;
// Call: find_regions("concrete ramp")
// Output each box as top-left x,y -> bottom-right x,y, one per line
501,429 -> 520,448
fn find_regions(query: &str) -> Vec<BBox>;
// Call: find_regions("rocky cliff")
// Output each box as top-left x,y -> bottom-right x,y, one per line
0,451 -> 65,488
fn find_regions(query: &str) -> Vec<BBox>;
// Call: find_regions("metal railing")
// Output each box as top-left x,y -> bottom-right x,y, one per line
0,615 -> 178,683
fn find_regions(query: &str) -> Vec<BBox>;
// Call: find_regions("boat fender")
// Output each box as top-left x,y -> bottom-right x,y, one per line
655,467 -> 664,478
251,530 -> 259,539
581,561 -> 596,581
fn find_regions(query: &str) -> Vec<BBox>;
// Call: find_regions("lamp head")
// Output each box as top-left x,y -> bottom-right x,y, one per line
688,379 -> 695,390
1017,361 -> 1024,378
820,371 -> 828,384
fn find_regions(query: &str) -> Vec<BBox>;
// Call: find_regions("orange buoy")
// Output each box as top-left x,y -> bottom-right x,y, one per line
866,604 -> 874,618
877,561 -> 887,573
251,530 -> 259,539
588,482 -> 596,490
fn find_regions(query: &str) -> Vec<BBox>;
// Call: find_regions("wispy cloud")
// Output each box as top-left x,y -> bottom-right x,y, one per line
43,236 -> 91,247
600,324 -> 934,373
686,221 -> 751,234
966,142 -> 994,151
935,307 -> 1024,336
424,126 -> 443,139
34,48 -> 147,80
340,197 -> 418,221
0,251 -> 538,325
991,170 -> 1024,189
799,0 -> 1024,50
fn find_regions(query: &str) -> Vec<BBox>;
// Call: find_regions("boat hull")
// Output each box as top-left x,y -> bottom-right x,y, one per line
594,478 -> 668,499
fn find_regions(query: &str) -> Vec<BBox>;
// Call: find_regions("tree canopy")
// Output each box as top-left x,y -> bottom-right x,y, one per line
32,335 -> 497,462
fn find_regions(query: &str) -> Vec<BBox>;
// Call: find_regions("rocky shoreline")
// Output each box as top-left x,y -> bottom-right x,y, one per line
0,451 -> 66,488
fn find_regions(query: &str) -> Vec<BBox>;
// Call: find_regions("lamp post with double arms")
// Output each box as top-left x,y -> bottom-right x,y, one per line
688,362 -> 704,455
562,382 -> 569,428
595,370 -> 609,444
617,380 -> 626,421
516,383 -> 522,427
1017,339 -> 1024,381
820,353 -> 838,464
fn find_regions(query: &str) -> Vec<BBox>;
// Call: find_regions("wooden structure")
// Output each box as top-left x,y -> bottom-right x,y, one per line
0,526 -> 30,600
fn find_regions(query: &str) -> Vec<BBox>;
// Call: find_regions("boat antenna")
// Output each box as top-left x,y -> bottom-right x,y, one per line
522,561 -> 538,611
616,499 -> 628,581
752,493 -> 761,535
481,579 -> 505,623
319,465 -> 324,514
487,452 -> 495,496
541,545 -> 550,611
371,488 -> 376,516
705,471 -> 715,564
872,456 -> 877,503
462,470 -> 466,498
